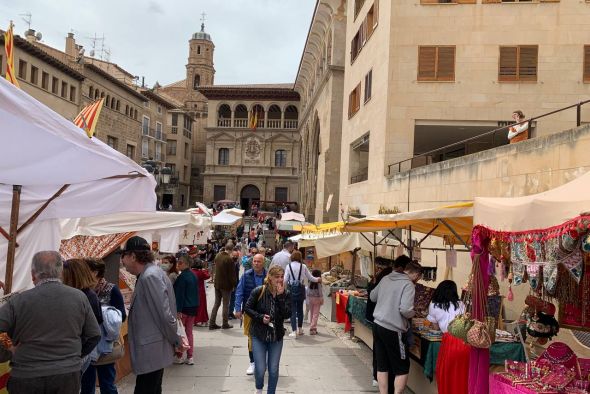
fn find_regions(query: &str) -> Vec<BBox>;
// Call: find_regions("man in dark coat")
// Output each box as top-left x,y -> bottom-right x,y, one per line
209,242 -> 238,329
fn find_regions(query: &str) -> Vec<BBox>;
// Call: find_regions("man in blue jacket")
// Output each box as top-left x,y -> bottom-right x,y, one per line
234,253 -> 266,376
173,255 -> 199,365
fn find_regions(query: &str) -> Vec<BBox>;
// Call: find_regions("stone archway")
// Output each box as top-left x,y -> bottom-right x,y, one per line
240,184 -> 261,215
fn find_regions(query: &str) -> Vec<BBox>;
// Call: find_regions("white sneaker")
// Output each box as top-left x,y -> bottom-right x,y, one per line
372,379 -> 378,387
246,362 -> 255,375
185,357 -> 194,365
173,355 -> 184,364
288,331 -> 297,338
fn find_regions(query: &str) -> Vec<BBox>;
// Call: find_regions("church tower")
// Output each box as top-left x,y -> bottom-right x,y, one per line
185,21 -> 215,112
187,18 -> 214,205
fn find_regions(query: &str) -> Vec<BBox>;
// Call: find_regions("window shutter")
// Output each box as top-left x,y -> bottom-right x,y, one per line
418,46 -> 437,81
540,0 -> 560,2
437,47 -> 456,81
482,0 -> 501,3
457,0 -> 476,3
355,84 -> 361,112
499,46 -> 518,81
420,0 -> 440,4
584,46 -> 590,83
518,45 -> 538,82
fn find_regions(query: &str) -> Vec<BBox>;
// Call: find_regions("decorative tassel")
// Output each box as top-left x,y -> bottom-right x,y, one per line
507,285 -> 514,302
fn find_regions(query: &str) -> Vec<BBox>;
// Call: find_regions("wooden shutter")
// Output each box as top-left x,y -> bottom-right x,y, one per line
457,0 -> 476,3
418,46 -> 437,81
584,46 -> 590,83
437,46 -> 456,81
354,83 -> 361,113
420,0 -> 440,4
482,0 -> 501,3
373,0 -> 379,28
499,46 -> 518,81
518,45 -> 538,82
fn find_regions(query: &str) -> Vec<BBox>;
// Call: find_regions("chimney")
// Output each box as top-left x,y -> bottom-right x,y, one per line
25,29 -> 37,43
65,32 -> 77,58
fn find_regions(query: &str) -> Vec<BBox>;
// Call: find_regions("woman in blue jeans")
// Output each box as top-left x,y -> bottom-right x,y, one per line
244,266 -> 291,394
284,251 -> 321,337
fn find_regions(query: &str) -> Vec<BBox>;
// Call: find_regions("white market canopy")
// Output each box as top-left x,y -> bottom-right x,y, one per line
0,78 -> 156,290
474,170 -> 590,232
212,209 -> 243,226
295,232 -> 398,259
60,211 -> 211,253
280,211 -> 306,222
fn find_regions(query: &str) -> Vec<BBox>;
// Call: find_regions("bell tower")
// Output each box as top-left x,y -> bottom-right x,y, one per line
185,14 -> 215,112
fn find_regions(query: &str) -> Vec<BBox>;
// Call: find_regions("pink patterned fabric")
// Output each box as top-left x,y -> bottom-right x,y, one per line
60,232 -> 135,259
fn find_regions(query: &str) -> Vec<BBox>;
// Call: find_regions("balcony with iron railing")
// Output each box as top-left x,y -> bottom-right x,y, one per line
387,100 -> 590,176
350,168 -> 368,184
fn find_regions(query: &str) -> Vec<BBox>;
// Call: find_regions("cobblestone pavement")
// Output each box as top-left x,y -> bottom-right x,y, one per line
115,281 -> 387,393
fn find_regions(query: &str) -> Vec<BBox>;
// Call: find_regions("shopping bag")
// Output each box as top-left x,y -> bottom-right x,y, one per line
176,320 -> 189,353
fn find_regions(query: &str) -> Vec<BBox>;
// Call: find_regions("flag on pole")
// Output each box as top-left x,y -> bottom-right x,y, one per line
73,98 -> 105,138
4,21 -> 19,87
249,108 -> 258,130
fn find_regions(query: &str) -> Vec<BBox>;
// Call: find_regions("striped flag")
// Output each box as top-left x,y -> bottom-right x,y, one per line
73,98 -> 105,138
248,108 -> 258,130
4,21 -> 19,87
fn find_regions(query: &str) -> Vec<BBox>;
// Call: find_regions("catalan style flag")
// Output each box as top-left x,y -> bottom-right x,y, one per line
73,98 -> 105,138
248,108 -> 258,130
4,21 -> 19,87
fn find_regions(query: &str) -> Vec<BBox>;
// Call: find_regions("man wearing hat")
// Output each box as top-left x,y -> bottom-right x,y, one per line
120,236 -> 179,394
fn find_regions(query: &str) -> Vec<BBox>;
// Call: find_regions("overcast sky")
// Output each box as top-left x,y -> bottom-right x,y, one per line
1,0 -> 316,86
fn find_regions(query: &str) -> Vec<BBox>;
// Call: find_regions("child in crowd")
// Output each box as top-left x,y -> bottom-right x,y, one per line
306,269 -> 324,335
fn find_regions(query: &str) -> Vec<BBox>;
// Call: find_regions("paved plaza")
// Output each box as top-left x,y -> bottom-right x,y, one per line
116,283 -> 381,393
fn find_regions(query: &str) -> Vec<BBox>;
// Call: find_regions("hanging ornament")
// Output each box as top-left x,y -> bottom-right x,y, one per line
507,285 -> 514,302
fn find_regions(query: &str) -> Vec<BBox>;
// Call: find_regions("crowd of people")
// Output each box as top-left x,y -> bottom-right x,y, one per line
0,219 -> 473,394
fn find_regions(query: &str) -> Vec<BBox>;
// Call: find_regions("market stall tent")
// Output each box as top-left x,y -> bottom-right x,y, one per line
280,211 -> 305,222
0,78 -> 156,291
60,211 -> 211,254
212,209 -> 243,226
474,170 -> 590,231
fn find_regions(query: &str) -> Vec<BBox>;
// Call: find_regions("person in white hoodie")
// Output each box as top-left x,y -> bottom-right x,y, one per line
370,260 -> 422,394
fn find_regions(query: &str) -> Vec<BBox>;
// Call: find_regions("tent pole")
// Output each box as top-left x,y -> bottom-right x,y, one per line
5,185 -> 22,294
408,226 -> 413,259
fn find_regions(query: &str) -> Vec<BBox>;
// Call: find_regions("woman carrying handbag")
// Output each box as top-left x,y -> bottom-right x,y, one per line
244,266 -> 291,394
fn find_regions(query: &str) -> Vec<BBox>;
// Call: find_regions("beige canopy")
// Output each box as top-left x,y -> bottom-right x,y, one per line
474,171 -> 590,231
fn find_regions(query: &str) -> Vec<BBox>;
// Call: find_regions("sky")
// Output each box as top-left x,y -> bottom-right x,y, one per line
1,0 -> 316,87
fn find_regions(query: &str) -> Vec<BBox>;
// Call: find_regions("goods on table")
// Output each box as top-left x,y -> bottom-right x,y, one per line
322,266 -> 368,289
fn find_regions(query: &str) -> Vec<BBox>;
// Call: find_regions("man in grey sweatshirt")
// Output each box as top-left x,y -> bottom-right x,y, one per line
0,251 -> 101,394
370,261 -> 421,394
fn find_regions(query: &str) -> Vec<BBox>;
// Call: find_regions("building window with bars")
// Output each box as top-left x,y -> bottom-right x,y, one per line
583,46 -> 590,83
418,46 -> 456,82
218,148 -> 229,165
499,45 -> 538,82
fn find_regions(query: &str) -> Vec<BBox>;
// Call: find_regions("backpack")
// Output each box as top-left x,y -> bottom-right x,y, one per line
288,263 -> 305,301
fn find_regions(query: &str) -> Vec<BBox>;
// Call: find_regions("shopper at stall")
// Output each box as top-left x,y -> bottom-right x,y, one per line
370,259 -> 421,394
0,251 -> 101,394
284,251 -> 322,337
306,269 -> 324,335
270,241 -> 294,270
366,257 -> 394,387
120,236 -> 179,394
235,253 -> 267,375
81,258 -> 127,394
162,255 -> 179,285
173,255 -> 199,365
244,266 -> 291,394
192,260 -> 210,326
426,280 -> 469,394
209,242 -> 238,330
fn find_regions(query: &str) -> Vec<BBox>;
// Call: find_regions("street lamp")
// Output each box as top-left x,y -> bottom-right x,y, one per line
142,160 -> 173,211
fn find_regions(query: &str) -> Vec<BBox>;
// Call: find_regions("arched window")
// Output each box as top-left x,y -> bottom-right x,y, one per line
89,86 -> 94,98
197,45 -> 201,55
217,104 -> 231,127
193,74 -> 201,90
251,104 -> 265,128
133,109 -> 138,120
95,90 -> 99,99
284,105 -> 298,129
116,100 -> 120,111
111,98 -> 116,109
125,105 -> 129,116
218,148 -> 229,165
234,104 -> 248,127
275,149 -> 287,167
268,104 -> 281,128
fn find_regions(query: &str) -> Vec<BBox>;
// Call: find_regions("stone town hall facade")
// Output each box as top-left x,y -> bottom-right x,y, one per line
161,24 -> 301,208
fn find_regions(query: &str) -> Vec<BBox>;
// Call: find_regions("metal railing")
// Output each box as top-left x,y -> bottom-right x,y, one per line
388,100 -> 590,175
171,126 -> 178,134
350,169 -> 368,184
141,127 -> 167,141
